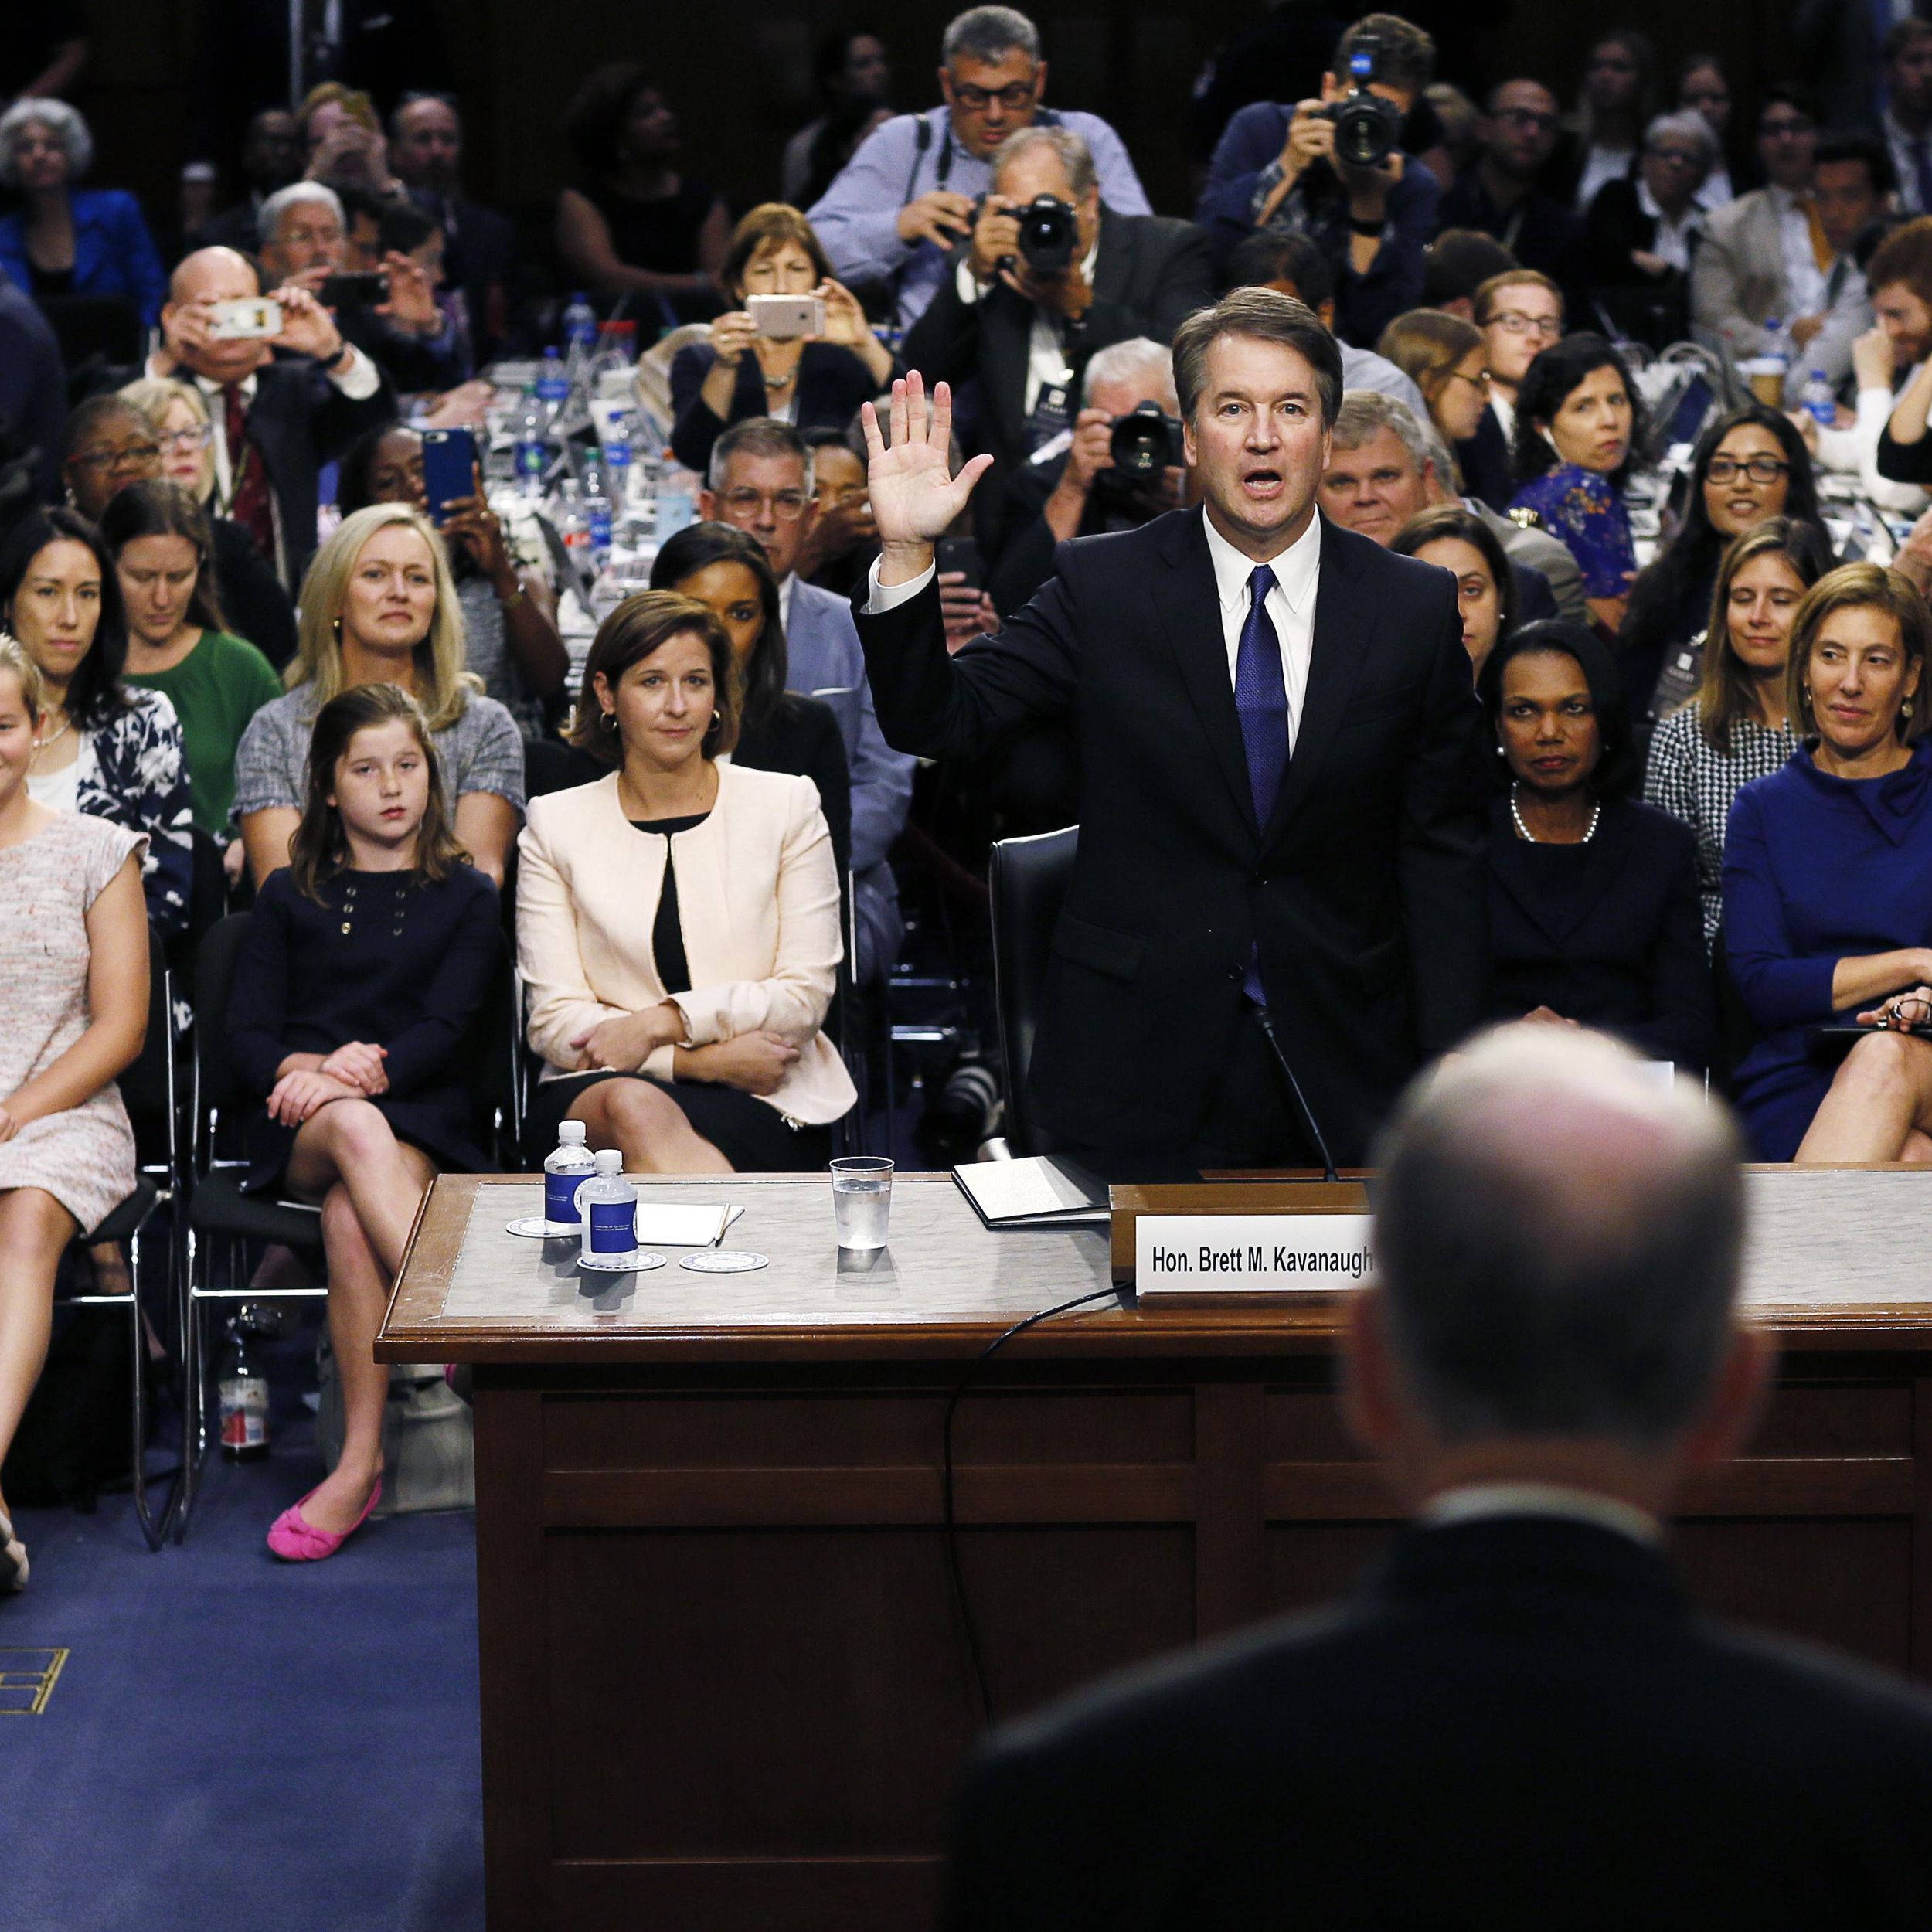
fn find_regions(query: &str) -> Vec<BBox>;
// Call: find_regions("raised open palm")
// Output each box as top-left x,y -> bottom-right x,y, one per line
860,373 -> 995,556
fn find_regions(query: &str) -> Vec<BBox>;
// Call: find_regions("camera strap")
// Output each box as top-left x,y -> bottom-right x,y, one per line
903,103 -> 1064,202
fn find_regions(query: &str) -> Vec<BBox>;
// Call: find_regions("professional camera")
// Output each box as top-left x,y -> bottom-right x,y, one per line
1108,402 -> 1185,477
1318,33 -> 1403,171
1013,193 -> 1079,272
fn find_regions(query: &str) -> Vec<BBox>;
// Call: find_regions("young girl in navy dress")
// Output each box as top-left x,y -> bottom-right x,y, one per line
227,684 -> 499,1560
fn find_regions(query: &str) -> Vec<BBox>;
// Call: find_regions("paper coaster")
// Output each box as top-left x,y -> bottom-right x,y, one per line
679,1250 -> 770,1274
577,1249 -> 668,1274
505,1216 -> 582,1240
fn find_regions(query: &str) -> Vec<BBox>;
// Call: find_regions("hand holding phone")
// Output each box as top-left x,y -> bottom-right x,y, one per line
423,428 -> 480,528
747,294 -> 825,340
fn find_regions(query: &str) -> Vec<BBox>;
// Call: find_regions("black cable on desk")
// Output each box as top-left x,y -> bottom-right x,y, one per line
941,1284 -> 1124,1726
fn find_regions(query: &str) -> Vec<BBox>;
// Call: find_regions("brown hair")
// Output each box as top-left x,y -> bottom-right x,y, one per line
1866,216 -> 1932,309
1376,308 -> 1485,408
568,590 -> 740,766
1695,518 -> 1834,753
720,203 -> 832,302
97,478 -> 230,634
1172,287 -> 1343,427
298,83 -> 378,137
1333,14 -> 1435,93
287,683 -> 470,903
1473,267 -> 1564,325
1784,562 -> 1932,747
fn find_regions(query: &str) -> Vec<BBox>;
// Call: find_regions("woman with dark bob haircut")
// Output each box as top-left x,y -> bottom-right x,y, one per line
518,590 -> 855,1175
1617,401 -> 1825,726
1477,620 -> 1709,1070
648,520 -> 852,872
1509,334 -> 1648,637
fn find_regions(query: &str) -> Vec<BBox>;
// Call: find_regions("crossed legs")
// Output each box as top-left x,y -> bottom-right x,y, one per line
567,1077 -> 733,1174
1795,1031 -> 1932,1164
284,1101 -> 436,1536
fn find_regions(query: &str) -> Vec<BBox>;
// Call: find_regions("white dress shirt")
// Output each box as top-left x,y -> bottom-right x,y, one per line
1488,390 -> 1516,448
1635,180 -> 1701,272
1769,184 -> 1827,320
954,232 -> 1104,418
1420,1481 -> 1662,1546
864,505 -> 1322,753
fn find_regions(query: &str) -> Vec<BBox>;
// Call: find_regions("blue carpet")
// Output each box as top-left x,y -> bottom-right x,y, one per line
0,1418 -> 484,1931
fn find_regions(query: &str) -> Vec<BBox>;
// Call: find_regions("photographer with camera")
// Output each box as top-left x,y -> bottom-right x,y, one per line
985,338 -> 1188,614
1196,15 -> 1440,349
900,125 -> 1213,488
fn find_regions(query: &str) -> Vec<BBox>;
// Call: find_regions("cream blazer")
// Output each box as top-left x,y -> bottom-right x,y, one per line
515,764 -> 856,1126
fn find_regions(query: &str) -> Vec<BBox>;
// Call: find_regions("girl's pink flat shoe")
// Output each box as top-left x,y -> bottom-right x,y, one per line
266,1477 -> 382,1561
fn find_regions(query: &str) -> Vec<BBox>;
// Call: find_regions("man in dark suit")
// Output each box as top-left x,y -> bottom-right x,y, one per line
946,1026 -> 1932,1931
901,124 -> 1216,487
150,247 -> 395,592
857,289 -> 1490,1172
388,94 -> 523,361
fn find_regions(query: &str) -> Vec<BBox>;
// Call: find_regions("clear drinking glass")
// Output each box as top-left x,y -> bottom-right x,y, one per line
830,1155 -> 893,1250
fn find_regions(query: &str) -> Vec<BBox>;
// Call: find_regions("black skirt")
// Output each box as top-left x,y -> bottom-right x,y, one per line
524,1071 -> 832,1173
241,1086 -> 488,1196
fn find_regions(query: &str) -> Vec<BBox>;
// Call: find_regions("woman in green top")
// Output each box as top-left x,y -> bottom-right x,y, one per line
99,480 -> 281,880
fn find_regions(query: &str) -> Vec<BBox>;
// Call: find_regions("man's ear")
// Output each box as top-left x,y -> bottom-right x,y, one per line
1032,59 -> 1049,103
697,488 -> 717,521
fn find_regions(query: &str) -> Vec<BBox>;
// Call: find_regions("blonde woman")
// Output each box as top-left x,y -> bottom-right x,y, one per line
116,377 -> 298,668
232,502 -> 524,887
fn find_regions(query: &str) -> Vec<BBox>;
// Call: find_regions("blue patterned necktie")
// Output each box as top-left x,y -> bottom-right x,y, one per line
1234,563 -> 1290,1005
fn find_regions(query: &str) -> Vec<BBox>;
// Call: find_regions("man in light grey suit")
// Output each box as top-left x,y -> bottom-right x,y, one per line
703,419 -> 915,985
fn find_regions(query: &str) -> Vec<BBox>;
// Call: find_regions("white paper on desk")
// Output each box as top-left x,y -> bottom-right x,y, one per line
630,1202 -> 744,1247
954,1156 -> 1106,1226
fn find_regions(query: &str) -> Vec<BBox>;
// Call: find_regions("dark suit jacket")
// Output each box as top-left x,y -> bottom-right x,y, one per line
900,210 -> 1217,479
1457,402 -> 1516,514
209,515 -> 298,670
432,195 -> 522,361
668,339 -> 884,475
946,1514 -> 1932,1931
1487,795 -> 1709,1069
1584,177 -> 1697,348
856,510 -> 1490,1162
733,692 -> 852,877
248,357 -> 396,590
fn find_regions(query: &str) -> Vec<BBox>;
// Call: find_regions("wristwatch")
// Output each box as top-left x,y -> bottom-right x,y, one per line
320,339 -> 354,374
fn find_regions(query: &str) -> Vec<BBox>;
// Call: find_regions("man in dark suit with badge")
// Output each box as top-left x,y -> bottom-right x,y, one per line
855,286 -> 1489,1172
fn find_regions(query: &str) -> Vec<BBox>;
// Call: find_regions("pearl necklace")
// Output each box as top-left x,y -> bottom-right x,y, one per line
1511,781 -> 1599,844
30,713 -> 70,763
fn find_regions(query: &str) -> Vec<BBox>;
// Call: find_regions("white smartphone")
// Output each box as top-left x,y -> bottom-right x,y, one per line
747,294 -> 825,340
206,298 -> 284,341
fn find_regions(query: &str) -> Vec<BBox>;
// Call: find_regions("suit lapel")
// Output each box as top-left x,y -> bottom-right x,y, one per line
1264,518 -> 1369,847
1150,512 -> 1258,838
1090,208 -> 1129,308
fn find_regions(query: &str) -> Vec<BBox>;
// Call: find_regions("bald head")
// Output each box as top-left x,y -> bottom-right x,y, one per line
164,248 -> 270,384
1370,1027 -> 1746,1451
171,247 -> 259,306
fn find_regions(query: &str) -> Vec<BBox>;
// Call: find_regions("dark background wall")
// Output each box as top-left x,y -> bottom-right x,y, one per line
84,0 -> 1801,230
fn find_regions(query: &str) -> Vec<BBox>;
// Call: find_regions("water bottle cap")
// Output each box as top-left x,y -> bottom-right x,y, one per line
543,345 -> 561,359
595,1148 -> 624,1173
559,1120 -> 587,1143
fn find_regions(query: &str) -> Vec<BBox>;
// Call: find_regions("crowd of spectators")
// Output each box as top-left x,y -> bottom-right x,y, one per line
12,0 -> 1932,1582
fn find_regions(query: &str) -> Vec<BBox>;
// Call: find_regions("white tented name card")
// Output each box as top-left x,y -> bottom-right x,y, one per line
1134,1214 -> 1374,1299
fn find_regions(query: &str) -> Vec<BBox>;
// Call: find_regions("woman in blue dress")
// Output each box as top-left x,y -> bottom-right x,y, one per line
1722,563 -> 1932,1161
1509,333 -> 1645,640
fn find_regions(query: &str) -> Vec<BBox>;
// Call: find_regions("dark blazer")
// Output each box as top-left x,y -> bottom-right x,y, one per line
1456,403 -> 1516,515
1487,796 -> 1709,1070
733,692 -> 852,878
1584,176 -> 1698,348
856,510 -> 1490,1162
668,339 -> 884,475
900,210 -> 1217,478
247,356 -> 396,590
209,515 -> 298,670
945,1514 -> 1932,1932
427,194 -> 522,361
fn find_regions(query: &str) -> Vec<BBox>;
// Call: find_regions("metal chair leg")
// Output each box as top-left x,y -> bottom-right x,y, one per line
124,1219 -> 173,1552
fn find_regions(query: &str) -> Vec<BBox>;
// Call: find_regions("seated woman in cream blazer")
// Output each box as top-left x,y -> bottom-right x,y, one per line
516,590 -> 855,1172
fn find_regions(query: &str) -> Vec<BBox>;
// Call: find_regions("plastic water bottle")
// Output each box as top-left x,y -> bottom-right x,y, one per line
554,478 -> 592,590
1803,368 -> 1836,428
1757,318 -> 1791,404
536,345 -> 571,428
561,291 -> 598,365
578,1148 -> 637,1260
543,1118 -> 597,1228
219,1315 -> 270,1460
512,385 -> 550,492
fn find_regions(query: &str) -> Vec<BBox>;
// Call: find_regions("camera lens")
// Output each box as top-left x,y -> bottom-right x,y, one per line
1015,195 -> 1077,272
1108,403 -> 1182,478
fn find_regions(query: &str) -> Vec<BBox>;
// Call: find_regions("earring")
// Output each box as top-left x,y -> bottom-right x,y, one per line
332,615 -> 343,645
1906,699 -> 1917,719
599,709 -> 617,733
705,712 -> 721,735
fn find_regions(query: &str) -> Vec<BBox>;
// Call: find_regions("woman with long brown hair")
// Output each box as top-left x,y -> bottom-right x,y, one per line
226,683 -> 502,1559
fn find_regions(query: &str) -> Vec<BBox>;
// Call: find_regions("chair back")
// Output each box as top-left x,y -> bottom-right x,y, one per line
36,292 -> 142,384
523,735 -> 597,800
118,923 -> 177,1168
988,825 -> 1077,1156
1709,926 -> 1758,1098
192,913 -> 256,1134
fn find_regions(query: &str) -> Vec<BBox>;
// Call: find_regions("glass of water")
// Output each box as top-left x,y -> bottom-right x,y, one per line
830,1155 -> 893,1251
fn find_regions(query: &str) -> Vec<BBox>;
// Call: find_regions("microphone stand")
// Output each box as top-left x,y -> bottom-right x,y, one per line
1253,1006 -> 1340,1185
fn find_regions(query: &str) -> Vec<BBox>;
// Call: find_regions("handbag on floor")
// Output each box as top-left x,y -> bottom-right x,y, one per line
315,1342 -> 473,1516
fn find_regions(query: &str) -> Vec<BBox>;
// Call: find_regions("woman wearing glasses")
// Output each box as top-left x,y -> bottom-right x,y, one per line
669,204 -> 894,477
1617,404 -> 1821,726
1375,310 -> 1492,483
1723,564 -> 1932,1160
1464,270 -> 1565,510
1583,112 -> 1715,349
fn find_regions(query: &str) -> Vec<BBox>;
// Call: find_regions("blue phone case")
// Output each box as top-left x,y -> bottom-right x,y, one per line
422,430 -> 478,526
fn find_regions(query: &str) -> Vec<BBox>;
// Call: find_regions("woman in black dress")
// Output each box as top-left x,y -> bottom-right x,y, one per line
228,684 -> 500,1560
1478,621 -> 1711,1073
649,521 -> 852,875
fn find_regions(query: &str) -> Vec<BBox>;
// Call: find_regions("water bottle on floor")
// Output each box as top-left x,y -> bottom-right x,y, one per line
219,1315 -> 270,1461
543,1119 -> 597,1227
579,1149 -> 638,1259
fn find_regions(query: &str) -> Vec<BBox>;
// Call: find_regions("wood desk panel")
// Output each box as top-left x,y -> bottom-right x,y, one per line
380,1173 -> 1932,1932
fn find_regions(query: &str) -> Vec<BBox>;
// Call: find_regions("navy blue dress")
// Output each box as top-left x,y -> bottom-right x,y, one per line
1722,740 -> 1932,1160
227,864 -> 502,1192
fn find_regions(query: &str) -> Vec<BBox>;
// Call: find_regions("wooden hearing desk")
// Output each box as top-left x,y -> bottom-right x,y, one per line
379,1168 -> 1932,1932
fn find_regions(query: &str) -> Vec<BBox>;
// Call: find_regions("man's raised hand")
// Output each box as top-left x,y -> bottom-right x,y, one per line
860,372 -> 994,586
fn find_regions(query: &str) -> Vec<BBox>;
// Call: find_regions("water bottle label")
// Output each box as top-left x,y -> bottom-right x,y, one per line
590,512 -> 612,548
545,1171 -> 589,1223
587,1199 -> 634,1253
515,441 -> 546,479
219,1376 -> 268,1447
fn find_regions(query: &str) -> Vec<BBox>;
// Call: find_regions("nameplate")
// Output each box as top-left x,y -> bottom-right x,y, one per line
1134,1213 -> 1373,1300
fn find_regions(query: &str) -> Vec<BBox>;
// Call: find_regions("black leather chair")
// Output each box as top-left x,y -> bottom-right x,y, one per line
988,825 -> 1077,1156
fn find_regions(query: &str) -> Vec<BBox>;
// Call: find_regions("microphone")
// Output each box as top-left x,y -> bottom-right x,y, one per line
1253,1007 -> 1340,1184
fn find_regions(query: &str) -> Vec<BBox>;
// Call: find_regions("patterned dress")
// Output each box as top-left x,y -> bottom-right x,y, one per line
0,813 -> 147,1233
1508,464 -> 1638,601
